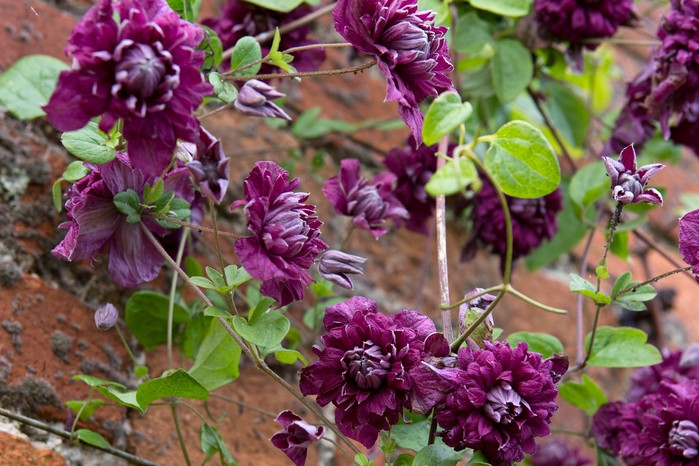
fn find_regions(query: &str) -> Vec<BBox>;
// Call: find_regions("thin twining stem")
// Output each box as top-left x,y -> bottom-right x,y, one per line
227,60 -> 376,82
436,136 -> 453,344
149,214 -> 242,239
615,266 -> 693,297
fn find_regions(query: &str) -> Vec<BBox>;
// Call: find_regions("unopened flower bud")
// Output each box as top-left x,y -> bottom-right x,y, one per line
459,288 -> 496,347
94,303 -> 118,330
318,250 -> 366,290
602,145 -> 664,205
234,80 -> 291,120
175,141 -> 196,163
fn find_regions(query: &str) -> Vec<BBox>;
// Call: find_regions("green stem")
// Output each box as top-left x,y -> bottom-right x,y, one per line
167,229 -> 189,369
451,291 -> 505,351
148,213 -> 242,239
226,60 -> 375,82
615,266 -> 693,298
176,400 -> 209,423
600,202 -> 623,270
209,393 -> 277,418
436,137 -> 453,343
170,404 -> 192,466
0,407 -> 160,466
114,324 -> 138,366
440,285 -> 503,310
506,285 -> 568,314
527,87 -> 577,172
319,436 -> 353,460
208,199 -> 228,284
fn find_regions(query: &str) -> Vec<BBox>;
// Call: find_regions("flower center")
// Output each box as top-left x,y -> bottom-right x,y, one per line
383,20 -> 430,64
341,341 -> 390,390
483,382 -> 524,425
262,193 -> 315,257
668,419 -> 699,459
347,183 -> 387,222
113,40 -> 179,116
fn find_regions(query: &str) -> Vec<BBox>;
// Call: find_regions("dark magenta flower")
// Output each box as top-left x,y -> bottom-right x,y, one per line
592,401 -> 640,456
530,439 -> 591,466
299,296 -> 436,448
461,175 -> 563,269
679,209 -> 699,283
43,0 -> 212,176
185,127 -> 229,204
602,144 -> 664,205
203,0 -> 324,73
534,0 -> 634,47
270,411 -> 324,466
383,139 -> 440,234
317,250 -> 366,290
94,303 -> 119,330
232,161 -> 327,306
333,0 -> 454,144
323,159 -> 408,238
52,152 -> 194,287
627,347 -> 699,402
625,381 -> 699,465
434,341 -> 567,465
234,80 -> 291,120
608,65 -> 657,153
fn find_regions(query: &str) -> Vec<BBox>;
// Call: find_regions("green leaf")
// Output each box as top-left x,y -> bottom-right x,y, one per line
184,256 -> 204,278
506,332 -> 563,358
63,161 -> 90,182
76,429 -> 111,449
189,318 -> 241,391
166,0 -> 202,21
243,0 -> 303,11
224,265 -> 252,288
203,306 -> 233,318
354,453 -> 376,466
65,399 -> 105,420
229,37 -> 262,75
198,25 -> 223,70
61,121 -> 117,164
467,450 -> 491,465
467,0 -> 531,17
72,374 -> 124,388
273,348 -> 307,365
454,12 -> 492,55
143,180 -> 164,205
611,272 -> 632,298
136,368 -> 209,410
157,197 -> 190,228
125,291 -> 190,349
96,386 -> 143,412
422,92 -> 473,145
232,312 -> 290,350
52,179 -> 63,212
569,273 -> 611,304
482,121 -> 560,198
559,374 -> 607,416
0,54 -> 68,120
200,423 -> 237,465
569,161 -> 609,214
209,72 -> 238,103
413,444 -> 462,466
543,82 -> 590,148
425,156 -> 481,197
394,454 -> 415,466
134,365 -> 149,378
614,282 -> 657,311
113,189 -> 142,224
206,267 -> 226,287
585,326 -> 662,368
491,39 -> 533,103
610,230 -> 629,261
596,265 -> 610,280
392,418 -> 432,452
596,446 -> 621,466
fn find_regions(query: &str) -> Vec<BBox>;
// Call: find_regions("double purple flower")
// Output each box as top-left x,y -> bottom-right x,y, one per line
232,161 -> 327,306
333,0 -> 454,144
44,0 -> 212,177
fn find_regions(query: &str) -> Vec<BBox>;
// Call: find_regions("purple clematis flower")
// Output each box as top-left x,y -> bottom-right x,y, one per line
270,411 -> 324,466
323,159 -> 408,238
530,439 -> 591,466
592,401 -> 641,456
627,347 -> 699,402
333,0 -> 454,144
43,0 -> 212,176
384,138 -> 441,234
234,80 -> 291,120
185,127 -> 230,204
602,144 -> 664,205
299,296 -> 436,448
680,209 -> 699,283
52,152 -> 194,287
203,0 -> 325,74
232,161 -> 327,306
430,341 -> 567,465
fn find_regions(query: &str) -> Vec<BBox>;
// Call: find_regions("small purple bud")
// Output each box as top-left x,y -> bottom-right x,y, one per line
602,145 -> 664,205
318,250 -> 367,290
234,80 -> 291,120
94,303 -> 119,330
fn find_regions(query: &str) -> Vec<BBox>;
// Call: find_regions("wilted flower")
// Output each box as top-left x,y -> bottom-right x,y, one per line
185,127 -> 230,204
323,159 -> 408,238
530,439 -> 591,466
203,0 -> 325,73
232,161 -> 327,306
299,296 -> 436,448
43,0 -> 212,176
317,250 -> 366,290
679,209 -> 699,283
625,381 -> 699,465
461,175 -> 562,269
627,347 -> 699,402
234,80 -> 291,120
94,303 -> 119,330
602,145 -> 664,205
52,153 -> 194,287
534,0 -> 634,47
434,341 -> 567,465
333,0 -> 454,144
384,139 -> 440,234
270,411 -> 324,466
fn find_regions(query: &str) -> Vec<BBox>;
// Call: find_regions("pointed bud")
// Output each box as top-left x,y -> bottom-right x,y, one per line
234,80 -> 291,120
318,250 -> 366,290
